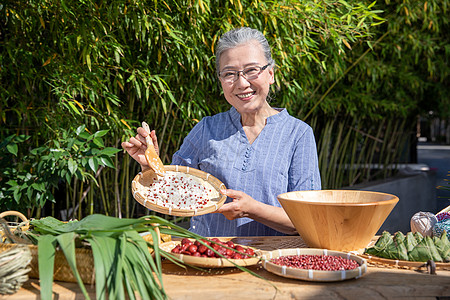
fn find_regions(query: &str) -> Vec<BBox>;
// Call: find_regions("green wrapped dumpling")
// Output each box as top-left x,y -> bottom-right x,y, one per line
408,235 -> 443,262
414,231 -> 424,243
365,231 -> 393,257
433,230 -> 450,262
405,232 -> 418,252
382,231 -> 408,261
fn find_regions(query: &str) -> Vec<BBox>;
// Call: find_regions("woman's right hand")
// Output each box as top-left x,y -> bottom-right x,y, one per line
121,127 -> 160,171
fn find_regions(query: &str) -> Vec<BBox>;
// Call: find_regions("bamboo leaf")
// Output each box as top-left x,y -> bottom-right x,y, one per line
86,235 -> 118,300
37,235 -> 57,300
86,54 -> 92,71
100,147 -> 121,156
56,232 -> 90,299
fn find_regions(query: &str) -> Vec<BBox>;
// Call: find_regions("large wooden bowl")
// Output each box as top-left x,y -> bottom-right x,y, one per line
277,190 -> 399,251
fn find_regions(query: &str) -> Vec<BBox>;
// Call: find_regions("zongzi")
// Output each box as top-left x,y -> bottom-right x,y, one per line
408,235 -> 443,262
365,231 -> 393,257
433,230 -> 450,262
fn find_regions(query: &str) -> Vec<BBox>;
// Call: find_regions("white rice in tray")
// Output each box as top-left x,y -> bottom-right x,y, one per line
141,171 -> 220,210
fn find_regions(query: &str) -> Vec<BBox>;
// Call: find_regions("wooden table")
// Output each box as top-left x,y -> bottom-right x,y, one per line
2,236 -> 450,299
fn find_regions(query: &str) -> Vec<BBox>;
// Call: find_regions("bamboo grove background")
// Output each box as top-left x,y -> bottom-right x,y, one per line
1,0 -> 449,220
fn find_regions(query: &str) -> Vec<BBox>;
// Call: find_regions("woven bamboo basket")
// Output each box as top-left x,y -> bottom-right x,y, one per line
0,211 -> 95,284
0,211 -> 29,243
0,211 -> 169,284
132,165 -> 227,216
0,243 -> 97,284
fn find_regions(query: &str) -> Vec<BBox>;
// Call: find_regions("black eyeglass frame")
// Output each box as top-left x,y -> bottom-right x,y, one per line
218,63 -> 271,83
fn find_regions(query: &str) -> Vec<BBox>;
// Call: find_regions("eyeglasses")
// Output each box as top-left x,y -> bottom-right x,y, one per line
219,64 -> 270,84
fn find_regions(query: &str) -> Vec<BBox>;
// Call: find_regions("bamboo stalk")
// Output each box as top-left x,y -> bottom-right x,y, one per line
114,153 -> 121,218
89,184 -> 94,215
71,178 -> 78,219
78,181 -> 84,220
98,170 -> 109,216
65,185 -> 70,221
329,120 -> 344,188
334,130 -> 350,187
366,121 -> 385,181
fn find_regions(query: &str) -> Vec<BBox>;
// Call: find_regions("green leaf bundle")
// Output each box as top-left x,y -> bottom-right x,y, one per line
31,214 -> 168,300
432,230 -> 450,262
384,231 -> 408,261
408,236 -> 443,262
405,232 -> 418,252
365,231 -> 393,257
365,230 -> 450,263
28,214 -> 268,300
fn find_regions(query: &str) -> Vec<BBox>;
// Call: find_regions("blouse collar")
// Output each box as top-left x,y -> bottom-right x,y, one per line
229,106 -> 288,128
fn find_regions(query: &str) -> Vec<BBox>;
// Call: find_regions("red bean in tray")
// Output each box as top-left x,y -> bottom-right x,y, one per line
270,255 -> 359,271
171,238 -> 255,259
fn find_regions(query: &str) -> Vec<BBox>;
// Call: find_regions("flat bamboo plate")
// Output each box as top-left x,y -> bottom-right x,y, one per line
359,254 -> 450,270
132,165 -> 227,216
261,248 -> 367,282
160,241 -> 262,268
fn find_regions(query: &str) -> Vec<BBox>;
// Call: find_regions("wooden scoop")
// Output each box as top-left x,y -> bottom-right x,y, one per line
142,122 -> 165,176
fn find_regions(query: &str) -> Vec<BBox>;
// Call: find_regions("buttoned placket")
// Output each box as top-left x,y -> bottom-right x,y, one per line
241,146 -> 252,171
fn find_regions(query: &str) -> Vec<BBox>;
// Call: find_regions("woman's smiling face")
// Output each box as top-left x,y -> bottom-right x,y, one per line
218,41 -> 274,115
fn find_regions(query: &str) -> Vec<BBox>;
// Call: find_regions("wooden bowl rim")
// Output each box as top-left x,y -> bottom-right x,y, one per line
277,190 -> 399,206
132,165 -> 227,216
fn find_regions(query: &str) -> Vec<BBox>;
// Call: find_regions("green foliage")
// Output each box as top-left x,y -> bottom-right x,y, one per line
28,214 -> 267,299
0,0 -> 448,218
325,0 -> 450,119
0,126 -> 120,213
31,215 -> 168,300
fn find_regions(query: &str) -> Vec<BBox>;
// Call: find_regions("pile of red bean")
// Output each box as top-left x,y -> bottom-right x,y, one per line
171,238 -> 255,259
270,254 -> 359,271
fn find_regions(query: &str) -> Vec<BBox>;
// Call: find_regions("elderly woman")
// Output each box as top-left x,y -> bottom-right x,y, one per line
122,27 -> 321,236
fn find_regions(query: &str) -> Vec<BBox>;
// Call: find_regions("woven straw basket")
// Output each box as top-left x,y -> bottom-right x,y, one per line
0,211 -> 168,284
0,211 -> 95,284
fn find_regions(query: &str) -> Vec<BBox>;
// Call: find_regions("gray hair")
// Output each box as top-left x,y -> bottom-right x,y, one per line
215,27 -> 275,77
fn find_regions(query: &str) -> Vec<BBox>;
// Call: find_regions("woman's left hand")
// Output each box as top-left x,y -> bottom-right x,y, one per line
215,189 -> 257,220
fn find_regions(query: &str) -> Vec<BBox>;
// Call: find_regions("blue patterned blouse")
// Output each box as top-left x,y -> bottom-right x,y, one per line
172,106 -> 321,236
